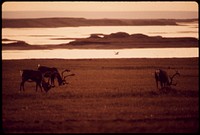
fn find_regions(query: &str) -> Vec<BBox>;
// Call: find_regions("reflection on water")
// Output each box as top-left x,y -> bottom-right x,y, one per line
2,48 -> 198,60
2,22 -> 198,45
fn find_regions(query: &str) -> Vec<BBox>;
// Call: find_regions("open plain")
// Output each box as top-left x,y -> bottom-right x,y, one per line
2,58 -> 199,133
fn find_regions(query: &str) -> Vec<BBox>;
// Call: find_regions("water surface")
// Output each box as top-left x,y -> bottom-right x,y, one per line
2,48 -> 198,60
2,22 -> 198,45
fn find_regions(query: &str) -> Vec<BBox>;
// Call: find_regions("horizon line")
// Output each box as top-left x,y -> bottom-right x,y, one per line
3,11 -> 198,12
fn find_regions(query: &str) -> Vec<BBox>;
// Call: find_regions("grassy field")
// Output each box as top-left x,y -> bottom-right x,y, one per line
2,58 -> 199,133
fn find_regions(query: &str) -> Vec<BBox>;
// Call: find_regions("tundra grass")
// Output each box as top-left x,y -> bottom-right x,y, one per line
2,58 -> 199,133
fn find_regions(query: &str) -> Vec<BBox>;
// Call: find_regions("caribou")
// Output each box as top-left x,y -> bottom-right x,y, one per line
20,69 -> 52,92
37,65 -> 74,87
155,69 -> 180,89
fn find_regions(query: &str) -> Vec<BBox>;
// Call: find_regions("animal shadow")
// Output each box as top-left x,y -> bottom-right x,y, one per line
159,86 -> 177,94
149,87 -> 178,96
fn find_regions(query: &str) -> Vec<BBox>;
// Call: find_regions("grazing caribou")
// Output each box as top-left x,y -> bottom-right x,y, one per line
155,69 -> 180,89
20,70 -> 52,92
37,65 -> 74,87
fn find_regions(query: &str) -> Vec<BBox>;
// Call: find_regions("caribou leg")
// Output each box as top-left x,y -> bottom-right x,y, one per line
36,82 -> 38,92
39,84 -> 43,92
156,81 -> 158,89
160,82 -> 163,88
51,75 -> 55,87
38,82 -> 43,92
155,79 -> 159,89
36,82 -> 42,92
20,81 -> 25,91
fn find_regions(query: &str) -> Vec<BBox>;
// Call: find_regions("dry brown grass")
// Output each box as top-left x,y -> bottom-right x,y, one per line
2,58 -> 199,133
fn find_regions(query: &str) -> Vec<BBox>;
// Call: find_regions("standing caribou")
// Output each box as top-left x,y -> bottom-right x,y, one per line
20,69 -> 52,92
37,65 -> 75,87
155,69 -> 180,89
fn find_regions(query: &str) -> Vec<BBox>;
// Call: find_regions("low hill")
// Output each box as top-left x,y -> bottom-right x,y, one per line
2,32 -> 198,50
65,32 -> 198,48
3,18 -> 197,28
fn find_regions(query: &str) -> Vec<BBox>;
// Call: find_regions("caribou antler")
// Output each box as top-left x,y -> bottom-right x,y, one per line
61,69 -> 70,79
62,73 -> 75,85
169,70 -> 180,86
64,73 -> 75,80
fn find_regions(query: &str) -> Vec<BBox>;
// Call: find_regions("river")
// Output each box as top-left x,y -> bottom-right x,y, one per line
2,22 -> 198,60
2,22 -> 198,45
2,48 -> 198,60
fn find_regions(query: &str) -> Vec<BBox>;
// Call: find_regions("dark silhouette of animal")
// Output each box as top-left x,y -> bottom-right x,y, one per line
155,69 -> 180,89
37,65 -> 73,87
114,51 -> 119,55
20,70 -> 52,92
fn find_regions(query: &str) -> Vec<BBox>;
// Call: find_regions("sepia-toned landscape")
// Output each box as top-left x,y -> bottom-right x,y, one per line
2,58 -> 199,133
2,1 -> 199,133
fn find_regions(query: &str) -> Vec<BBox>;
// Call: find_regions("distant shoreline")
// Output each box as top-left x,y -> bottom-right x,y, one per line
2,32 -> 198,50
2,18 -> 198,28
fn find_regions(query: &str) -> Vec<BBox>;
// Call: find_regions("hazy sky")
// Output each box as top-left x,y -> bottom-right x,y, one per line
2,2 -> 198,19
2,1 -> 198,12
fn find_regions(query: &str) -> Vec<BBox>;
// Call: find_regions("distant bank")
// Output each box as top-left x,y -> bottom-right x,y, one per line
2,32 -> 198,50
2,17 -> 198,28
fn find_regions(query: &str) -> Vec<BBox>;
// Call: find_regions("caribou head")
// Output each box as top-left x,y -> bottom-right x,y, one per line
57,69 -> 75,85
37,65 -> 75,87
